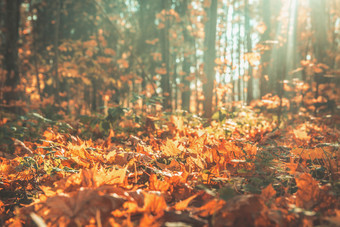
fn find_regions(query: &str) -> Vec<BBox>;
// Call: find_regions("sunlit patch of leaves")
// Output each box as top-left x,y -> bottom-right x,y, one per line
0,108 -> 339,226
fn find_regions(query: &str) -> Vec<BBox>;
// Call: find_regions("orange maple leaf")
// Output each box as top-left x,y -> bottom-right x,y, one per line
172,194 -> 198,211
149,174 -> 171,192
295,173 -> 320,210
261,184 -> 276,200
142,192 -> 167,217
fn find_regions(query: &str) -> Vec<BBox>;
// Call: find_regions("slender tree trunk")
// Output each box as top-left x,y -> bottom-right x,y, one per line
332,0 -> 339,68
181,57 -> 191,111
221,2 -> 230,106
194,41 -> 199,113
245,0 -> 253,104
53,0 -> 61,104
3,0 -> 21,112
91,77 -> 97,111
230,4 -> 236,109
277,6 -> 290,126
237,14 -> 242,102
310,0 -> 329,64
84,84 -> 91,112
160,0 -> 172,111
29,0 -> 43,102
32,19 -> 43,102
286,0 -> 299,78
260,0 -> 271,97
137,0 -> 147,105
277,44 -> 287,127
177,1 -> 193,112
173,53 -> 178,110
203,0 -> 218,118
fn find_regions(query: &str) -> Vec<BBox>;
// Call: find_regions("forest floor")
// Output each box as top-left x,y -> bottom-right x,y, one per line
0,107 -> 339,226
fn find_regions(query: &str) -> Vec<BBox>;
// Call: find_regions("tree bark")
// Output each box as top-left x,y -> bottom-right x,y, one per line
182,57 -> 191,111
237,11 -> 242,102
160,0 -> 172,112
53,0 -> 61,104
3,0 -> 21,112
176,0 -> 192,112
245,0 -> 253,105
203,0 -> 218,118
259,0 -> 271,97
310,0 -> 329,64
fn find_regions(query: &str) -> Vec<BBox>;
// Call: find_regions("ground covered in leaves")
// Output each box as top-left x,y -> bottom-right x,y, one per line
0,109 -> 339,226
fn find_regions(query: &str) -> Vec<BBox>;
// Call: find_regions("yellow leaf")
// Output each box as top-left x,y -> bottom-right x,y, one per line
161,139 -> 181,157
188,134 -> 206,154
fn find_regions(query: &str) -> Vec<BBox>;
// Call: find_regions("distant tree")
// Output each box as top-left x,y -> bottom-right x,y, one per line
245,0 -> 253,104
310,0 -> 330,64
237,1 -> 243,102
3,0 -> 21,113
203,0 -> 218,118
137,0 -> 159,109
259,0 -> 271,98
53,0 -> 61,104
182,57 -> 191,112
175,0 -> 192,112
160,0 -> 172,111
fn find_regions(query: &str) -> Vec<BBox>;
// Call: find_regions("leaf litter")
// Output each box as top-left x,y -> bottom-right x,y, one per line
0,112 -> 339,227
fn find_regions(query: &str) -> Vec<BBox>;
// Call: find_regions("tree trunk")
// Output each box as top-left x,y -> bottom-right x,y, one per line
245,0 -> 253,105
310,0 -> 329,64
286,0 -> 299,79
237,12 -> 242,102
160,0 -> 172,111
173,53 -> 178,110
177,0 -> 192,112
3,0 -> 21,112
259,0 -> 271,97
203,0 -> 218,118
181,57 -> 191,111
137,0 -> 148,99
277,43 -> 287,127
91,77 -> 97,112
230,4 -> 236,109
53,0 -> 61,104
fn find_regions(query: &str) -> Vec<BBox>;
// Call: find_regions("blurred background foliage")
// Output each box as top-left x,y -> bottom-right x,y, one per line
0,0 -> 339,121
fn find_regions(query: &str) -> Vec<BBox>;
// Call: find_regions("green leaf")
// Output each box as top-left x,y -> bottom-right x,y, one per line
219,187 -> 237,201
51,167 -> 63,172
30,112 -> 53,123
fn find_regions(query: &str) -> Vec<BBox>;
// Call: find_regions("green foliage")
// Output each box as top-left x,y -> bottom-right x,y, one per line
219,186 -> 238,201
106,106 -> 127,123
131,93 -> 164,107
40,104 -> 65,121
212,108 -> 229,122
0,112 -> 73,153
78,105 -> 144,138
17,148 -> 78,177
